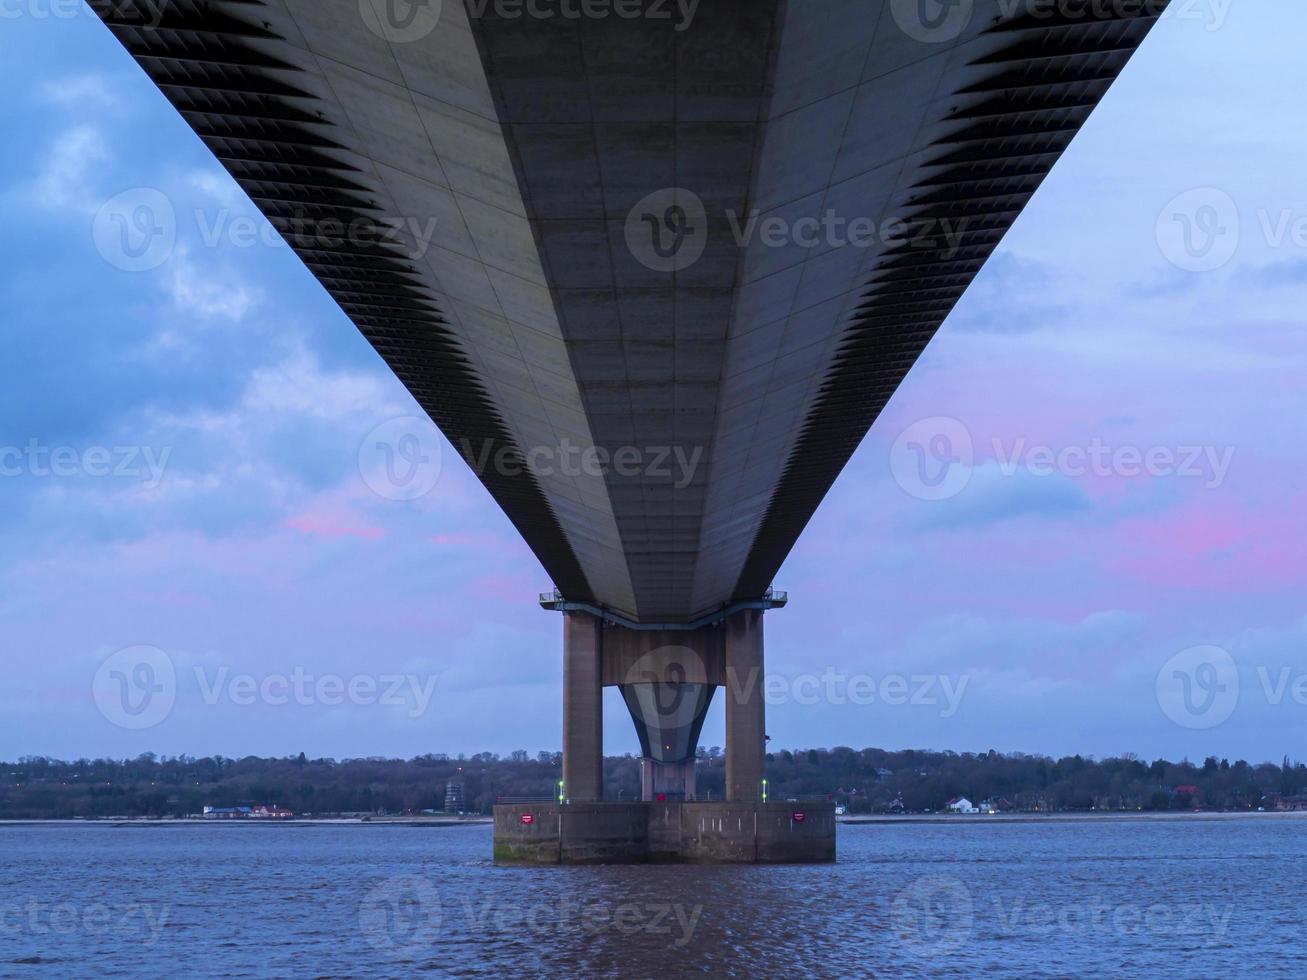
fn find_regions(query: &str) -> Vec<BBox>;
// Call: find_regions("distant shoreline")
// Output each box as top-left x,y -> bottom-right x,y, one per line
837,810 -> 1307,825
0,816 -> 493,827
2,811 -> 1305,828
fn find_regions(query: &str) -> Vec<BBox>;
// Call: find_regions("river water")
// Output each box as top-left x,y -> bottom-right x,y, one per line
1,816 -> 1304,977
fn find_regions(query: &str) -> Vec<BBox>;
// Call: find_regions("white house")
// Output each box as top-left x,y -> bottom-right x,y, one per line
947,797 -> 979,814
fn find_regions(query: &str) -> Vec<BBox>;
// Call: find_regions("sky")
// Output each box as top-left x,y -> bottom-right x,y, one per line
4,2 -> 1307,765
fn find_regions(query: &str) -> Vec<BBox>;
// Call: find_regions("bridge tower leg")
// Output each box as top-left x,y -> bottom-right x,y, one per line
724,608 -> 766,802
562,610 -> 603,803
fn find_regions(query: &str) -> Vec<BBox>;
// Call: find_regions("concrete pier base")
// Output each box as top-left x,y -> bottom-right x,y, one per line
493,801 -> 836,865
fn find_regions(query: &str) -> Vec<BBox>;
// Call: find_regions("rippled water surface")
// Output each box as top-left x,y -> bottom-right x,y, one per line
2,817 -> 1306,977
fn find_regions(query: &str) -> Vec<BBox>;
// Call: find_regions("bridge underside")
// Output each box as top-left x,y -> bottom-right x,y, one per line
94,0 -> 1166,863
93,0 -> 1166,625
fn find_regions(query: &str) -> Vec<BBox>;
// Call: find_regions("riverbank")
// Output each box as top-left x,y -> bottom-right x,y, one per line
837,810 -> 1307,825
0,816 -> 493,827
5,810 -> 1303,828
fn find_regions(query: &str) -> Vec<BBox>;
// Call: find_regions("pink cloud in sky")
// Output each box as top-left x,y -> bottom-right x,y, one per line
1107,498 -> 1307,592
283,508 -> 386,541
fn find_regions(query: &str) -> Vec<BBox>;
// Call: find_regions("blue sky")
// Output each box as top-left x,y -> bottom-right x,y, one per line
5,3 -> 1307,764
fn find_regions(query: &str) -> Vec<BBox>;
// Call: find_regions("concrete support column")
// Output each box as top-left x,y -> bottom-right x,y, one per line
562,611 -> 603,803
724,608 -> 765,802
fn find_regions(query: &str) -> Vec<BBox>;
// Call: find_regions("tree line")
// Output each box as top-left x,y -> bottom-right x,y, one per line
2,747 -> 1304,818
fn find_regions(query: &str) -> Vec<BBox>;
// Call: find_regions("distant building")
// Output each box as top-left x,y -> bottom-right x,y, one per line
202,806 -> 252,819
947,797 -> 979,814
445,779 -> 466,814
201,804 -> 293,819
249,804 -> 295,819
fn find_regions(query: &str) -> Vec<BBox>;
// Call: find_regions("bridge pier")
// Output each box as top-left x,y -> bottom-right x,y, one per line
497,592 -> 832,863
555,602 -> 778,805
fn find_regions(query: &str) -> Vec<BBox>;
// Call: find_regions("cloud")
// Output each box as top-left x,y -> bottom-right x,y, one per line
284,508 -> 386,541
881,609 -> 1150,679
187,169 -> 246,209
39,74 -> 119,111
946,252 -> 1073,334
1247,256 -> 1307,289
0,341 -> 413,555
1122,265 -> 1209,299
163,249 -> 257,323
32,125 -> 108,211
909,463 -> 1091,532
